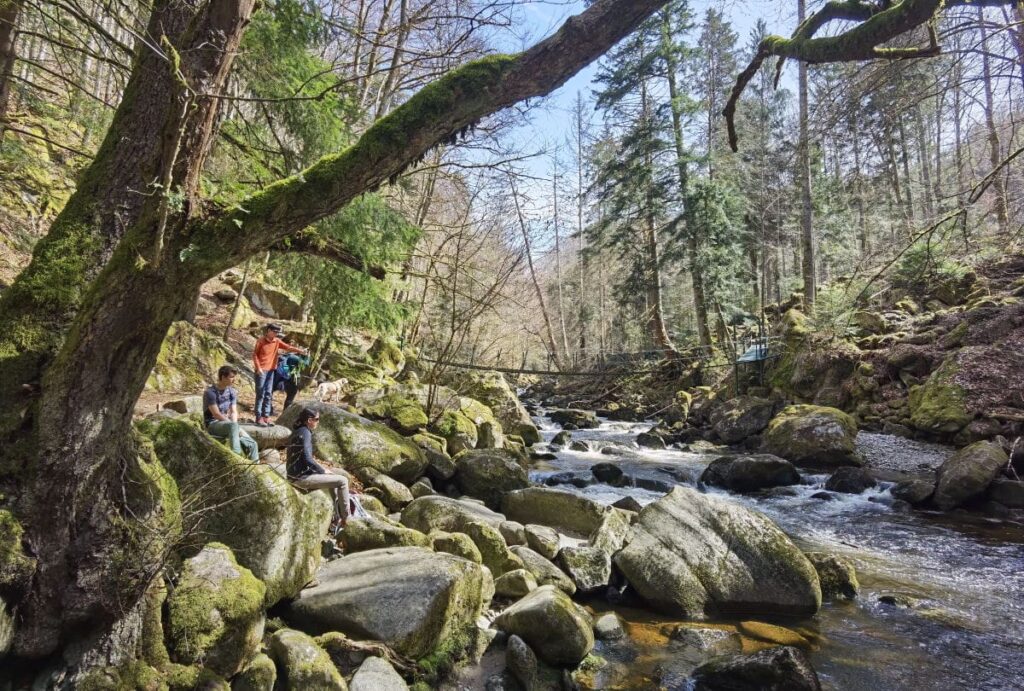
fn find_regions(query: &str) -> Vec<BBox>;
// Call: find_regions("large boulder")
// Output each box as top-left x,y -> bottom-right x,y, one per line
908,355 -> 974,435
355,390 -> 428,435
244,280 -> 303,321
147,321 -> 245,393
149,418 -> 331,605
493,585 -> 594,666
428,409 -> 479,456
824,467 -> 876,494
278,402 -> 427,483
354,467 -> 414,512
166,544 -> 266,678
284,547 -> 492,658
700,455 -> 800,493
557,546 -> 611,594
440,370 -> 541,445
690,646 -> 821,691
454,449 -> 530,510
239,423 -> 292,449
549,409 -> 600,429
711,397 -> 777,444
343,514 -> 431,553
269,629 -> 346,690
502,488 -> 609,537
614,487 -> 821,618
762,405 -> 861,467
401,495 -> 505,531
932,441 -> 1008,510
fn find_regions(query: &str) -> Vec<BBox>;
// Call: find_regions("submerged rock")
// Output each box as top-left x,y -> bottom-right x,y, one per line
284,547 -> 492,658
763,405 -> 861,467
932,440 -> 1008,510
636,431 -> 667,449
613,487 -> 821,618
699,454 -> 800,493
690,646 -> 821,691
494,585 -> 594,666
824,467 -> 877,494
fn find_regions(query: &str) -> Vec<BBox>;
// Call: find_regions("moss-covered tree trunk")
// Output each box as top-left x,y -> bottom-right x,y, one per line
0,0 -> 670,662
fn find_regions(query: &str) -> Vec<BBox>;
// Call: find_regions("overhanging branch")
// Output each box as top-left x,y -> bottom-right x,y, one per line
272,235 -> 387,280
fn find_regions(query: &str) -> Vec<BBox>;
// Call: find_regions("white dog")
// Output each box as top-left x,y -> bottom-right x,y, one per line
314,377 -> 349,402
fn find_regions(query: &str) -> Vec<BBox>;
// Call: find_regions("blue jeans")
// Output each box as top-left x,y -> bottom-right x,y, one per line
207,420 -> 259,460
255,370 -> 275,418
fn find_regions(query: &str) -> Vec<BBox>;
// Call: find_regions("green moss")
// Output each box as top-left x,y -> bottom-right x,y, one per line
908,357 -> 972,434
147,321 -> 240,393
140,579 -> 171,668
412,432 -> 447,455
361,392 -> 428,434
0,509 -> 35,596
77,661 -> 167,691
415,627 -> 472,684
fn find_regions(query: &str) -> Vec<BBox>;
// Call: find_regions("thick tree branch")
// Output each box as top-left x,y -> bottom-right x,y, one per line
271,235 -> 387,279
725,0 -> 1018,151
185,0 -> 669,274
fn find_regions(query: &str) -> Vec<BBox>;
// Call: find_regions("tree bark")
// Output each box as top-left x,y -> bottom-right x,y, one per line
978,7 -> 1010,234
0,0 -> 673,660
797,0 -> 815,310
0,0 -> 22,143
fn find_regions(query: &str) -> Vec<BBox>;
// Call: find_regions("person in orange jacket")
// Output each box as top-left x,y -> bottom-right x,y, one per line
253,323 -> 306,426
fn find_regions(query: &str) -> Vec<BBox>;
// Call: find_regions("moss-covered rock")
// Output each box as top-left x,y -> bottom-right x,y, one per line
344,514 -> 431,553
147,321 -> 244,393
549,409 -> 599,429
284,547 -> 492,659
430,530 -> 483,563
932,441 -> 1008,510
231,652 -> 277,691
804,552 -> 858,600
908,356 -> 973,435
690,645 -> 821,691
710,397 -> 777,444
494,568 -> 538,598
354,467 -> 414,512
75,661 -> 167,691
509,546 -> 576,596
400,495 -> 505,532
501,488 -> 609,537
493,585 -> 594,666
166,543 -> 266,678
429,410 -> 478,455
0,509 -> 35,599
763,405 -> 860,468
453,449 -> 530,510
357,391 -> 429,435
148,417 -> 331,605
439,370 -> 540,446
278,402 -> 427,482
614,487 -> 821,618
557,546 -> 611,594
367,338 -> 406,377
269,629 -> 347,690
461,522 -> 525,578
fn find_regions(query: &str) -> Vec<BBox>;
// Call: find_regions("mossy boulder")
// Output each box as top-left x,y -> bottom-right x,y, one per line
166,543 -> 266,678
356,391 -> 429,435
232,652 -> 277,691
461,521 -> 525,577
149,417 -> 331,605
284,547 -> 492,658
493,585 -> 594,666
932,441 -> 1008,510
804,552 -> 858,600
908,356 -> 973,435
367,337 -> 406,377
763,405 -> 861,468
244,279 -> 304,321
344,514 -> 431,553
430,530 -> 483,563
710,397 -> 777,444
501,488 -> 609,537
400,495 -> 505,532
147,321 -> 244,393
278,402 -> 427,483
453,449 -> 530,510
494,568 -> 538,598
614,487 -> 821,618
557,546 -> 611,594
509,545 -> 576,596
440,370 -> 540,445
690,646 -> 821,691
354,467 -> 414,512
429,409 -> 479,455
549,409 -> 600,429
700,455 -> 800,493
269,629 -> 347,690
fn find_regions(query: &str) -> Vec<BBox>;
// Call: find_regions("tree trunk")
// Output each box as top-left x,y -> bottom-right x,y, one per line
979,7 -> 1010,234
797,0 -> 815,310
0,0 -> 22,143
552,167 -> 571,359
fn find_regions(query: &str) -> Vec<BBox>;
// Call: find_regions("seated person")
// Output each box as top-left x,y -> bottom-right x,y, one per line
271,352 -> 309,416
286,407 -> 350,532
204,365 -> 259,461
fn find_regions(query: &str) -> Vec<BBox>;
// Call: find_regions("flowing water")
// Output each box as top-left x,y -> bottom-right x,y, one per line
528,414 -> 1024,691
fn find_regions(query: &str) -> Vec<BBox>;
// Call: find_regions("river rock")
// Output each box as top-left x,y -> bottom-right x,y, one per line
699,454 -> 800,493
440,370 -> 541,445
232,652 -> 277,691
166,544 -> 266,677
804,552 -> 858,600
589,509 -> 632,557
932,441 -> 1008,510
824,467 -> 876,494
239,423 -> 292,449
549,409 -> 600,429
711,396 -> 777,444
613,487 -> 821,618
401,495 -> 505,532
284,547 -> 492,658
612,496 -> 643,513
636,431 -> 667,449
763,405 -> 861,467
349,657 -> 408,691
502,488 -> 609,537
569,440 -> 590,452
344,514 -> 431,553
668,626 -> 742,655
354,467 -> 414,511
593,613 -> 625,640
988,478 -> 1024,508
462,522 -> 526,577
269,629 -> 346,690
504,634 -> 539,690
892,478 -> 935,506
494,569 -> 538,598
551,430 -> 571,447
410,477 -> 435,499
524,524 -> 560,560
592,462 -> 625,485
499,521 -> 527,546
454,449 -> 530,510
690,646 -> 821,691
557,545 -> 611,593
150,417 -> 332,605
277,402 -> 427,482
494,585 -> 594,666
510,545 -> 576,595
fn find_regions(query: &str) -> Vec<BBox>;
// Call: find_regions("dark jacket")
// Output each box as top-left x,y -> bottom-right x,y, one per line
286,426 -> 325,478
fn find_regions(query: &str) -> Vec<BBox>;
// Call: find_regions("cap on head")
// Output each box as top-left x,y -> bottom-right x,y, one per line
265,323 -> 283,334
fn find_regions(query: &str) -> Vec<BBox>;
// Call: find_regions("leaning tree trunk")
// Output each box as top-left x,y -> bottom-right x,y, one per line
0,0 -> 670,662
0,0 -> 22,142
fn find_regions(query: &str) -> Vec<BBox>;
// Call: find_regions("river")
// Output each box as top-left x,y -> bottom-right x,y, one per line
527,413 -> 1024,691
